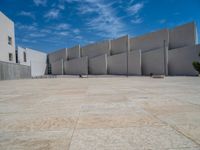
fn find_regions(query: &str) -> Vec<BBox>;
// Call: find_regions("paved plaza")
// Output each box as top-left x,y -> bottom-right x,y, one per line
0,77 -> 200,150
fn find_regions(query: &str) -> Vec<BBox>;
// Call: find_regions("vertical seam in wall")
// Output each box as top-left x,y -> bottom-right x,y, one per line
105,54 -> 108,75
127,35 -> 129,76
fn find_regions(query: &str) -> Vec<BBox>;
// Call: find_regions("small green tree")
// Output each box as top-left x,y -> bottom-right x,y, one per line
192,52 -> 200,74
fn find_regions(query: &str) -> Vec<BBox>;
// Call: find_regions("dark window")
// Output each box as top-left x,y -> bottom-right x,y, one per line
16,50 -> 18,63
9,53 -> 13,61
8,36 -> 12,45
23,52 -> 27,62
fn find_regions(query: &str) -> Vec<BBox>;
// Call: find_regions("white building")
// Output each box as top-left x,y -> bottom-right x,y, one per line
0,11 -> 16,63
0,11 -> 47,78
16,46 -> 47,77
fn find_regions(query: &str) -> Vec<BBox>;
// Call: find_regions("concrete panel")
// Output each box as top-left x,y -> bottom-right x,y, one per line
130,29 -> 169,52
67,45 -> 80,60
169,22 -> 196,49
0,61 -> 31,80
128,50 -> 142,75
111,35 -> 129,55
108,53 -> 127,75
89,54 -> 107,75
64,57 -> 88,75
48,48 -> 67,64
168,45 -> 200,76
142,47 -> 168,76
51,60 -> 63,75
81,41 -> 110,58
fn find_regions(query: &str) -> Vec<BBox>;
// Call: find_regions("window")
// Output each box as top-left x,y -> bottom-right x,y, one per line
8,36 -> 12,45
23,52 -> 27,62
9,53 -> 13,61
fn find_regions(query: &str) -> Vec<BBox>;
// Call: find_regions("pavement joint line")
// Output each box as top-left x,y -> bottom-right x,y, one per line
146,110 -> 200,147
128,101 -> 200,147
172,96 -> 200,108
68,108 -> 81,150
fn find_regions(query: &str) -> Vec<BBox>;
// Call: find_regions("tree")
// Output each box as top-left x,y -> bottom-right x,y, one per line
192,52 -> 200,74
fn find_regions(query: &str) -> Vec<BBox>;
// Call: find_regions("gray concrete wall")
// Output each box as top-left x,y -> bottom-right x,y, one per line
51,59 -> 63,75
130,29 -> 169,52
64,57 -> 88,75
81,40 -> 110,58
48,48 -> 67,64
142,47 -> 168,75
168,45 -> 200,76
0,11 -> 16,63
111,35 -> 129,55
108,53 -> 127,75
89,54 -> 107,75
67,45 -> 80,60
128,50 -> 142,75
0,61 -> 31,80
169,22 -> 196,49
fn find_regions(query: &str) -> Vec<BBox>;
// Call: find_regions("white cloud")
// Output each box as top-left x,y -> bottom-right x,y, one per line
44,9 -> 60,19
16,23 -> 37,31
18,11 -> 35,19
127,2 -> 144,15
58,4 -> 65,10
21,39 -> 37,43
78,4 -> 99,14
56,31 -> 69,36
73,29 -> 80,34
56,23 -> 70,30
159,19 -> 166,24
78,1 -> 125,38
33,0 -> 47,6
40,29 -> 51,33
29,33 -> 46,37
131,16 -> 143,24
75,35 -> 82,39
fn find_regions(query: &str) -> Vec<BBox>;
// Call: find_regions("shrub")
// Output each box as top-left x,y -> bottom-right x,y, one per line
192,52 -> 200,74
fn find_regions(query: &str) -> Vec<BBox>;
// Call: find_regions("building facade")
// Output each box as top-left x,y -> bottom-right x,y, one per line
1,11 -> 200,78
16,46 -> 47,77
0,11 -> 47,79
0,11 -> 16,63
49,22 -> 200,76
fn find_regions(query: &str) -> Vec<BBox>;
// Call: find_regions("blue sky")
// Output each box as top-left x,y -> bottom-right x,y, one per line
0,0 -> 200,53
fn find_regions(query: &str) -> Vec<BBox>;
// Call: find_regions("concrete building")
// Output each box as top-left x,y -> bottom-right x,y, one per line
48,48 -> 67,75
0,12 -> 48,79
48,22 -> 199,76
0,11 -> 16,63
16,46 -> 47,77
1,11 -> 200,78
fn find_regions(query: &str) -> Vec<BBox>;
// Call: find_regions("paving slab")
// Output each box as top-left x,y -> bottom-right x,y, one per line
69,126 -> 198,150
0,77 -> 200,150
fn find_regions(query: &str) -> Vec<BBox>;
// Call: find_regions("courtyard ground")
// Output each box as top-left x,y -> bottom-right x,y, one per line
0,76 -> 200,150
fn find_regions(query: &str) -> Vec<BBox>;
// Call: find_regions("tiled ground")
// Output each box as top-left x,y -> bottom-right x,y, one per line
0,77 -> 200,150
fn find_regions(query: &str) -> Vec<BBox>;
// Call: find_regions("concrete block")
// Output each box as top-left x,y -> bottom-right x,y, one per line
67,45 -> 80,60
48,48 -> 67,64
108,53 -> 127,75
142,47 -> 168,75
51,60 -> 63,75
81,40 -> 110,58
169,22 -> 197,49
111,35 -> 129,55
64,57 -> 88,75
89,54 -> 107,75
168,45 -> 200,76
128,50 -> 142,75
130,29 -> 169,52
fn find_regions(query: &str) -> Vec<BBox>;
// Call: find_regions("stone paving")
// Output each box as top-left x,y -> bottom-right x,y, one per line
0,77 -> 200,150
